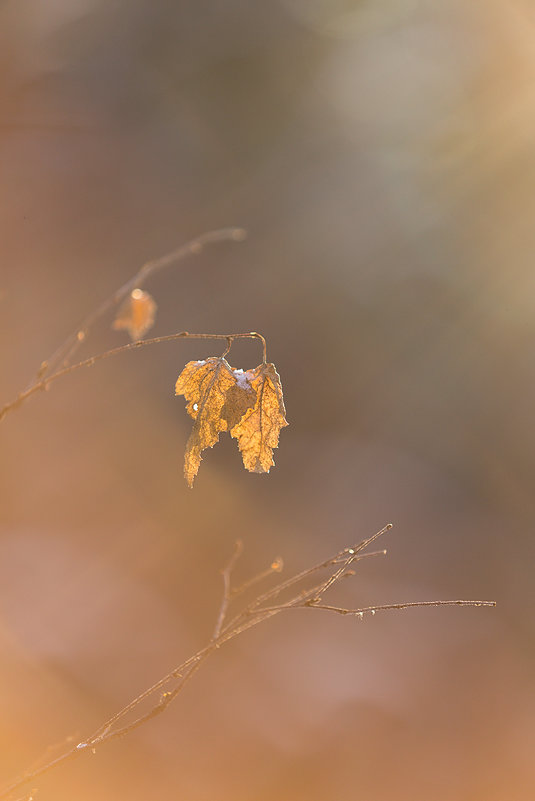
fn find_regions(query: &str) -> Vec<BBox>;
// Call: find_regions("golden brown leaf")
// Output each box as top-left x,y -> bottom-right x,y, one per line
221,369 -> 256,429
230,362 -> 288,474
175,358 -> 256,487
112,288 -> 157,340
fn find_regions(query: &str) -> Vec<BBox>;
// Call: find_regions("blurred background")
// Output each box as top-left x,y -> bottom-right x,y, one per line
0,1 -> 534,799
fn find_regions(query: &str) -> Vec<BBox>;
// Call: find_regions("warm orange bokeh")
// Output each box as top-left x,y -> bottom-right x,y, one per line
1,2 -> 533,800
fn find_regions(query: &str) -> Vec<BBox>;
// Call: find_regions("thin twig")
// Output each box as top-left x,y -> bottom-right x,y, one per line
38,227 -> 246,379
84,648 -> 208,745
258,599 -> 497,616
86,658 -> 208,745
0,331 -> 266,423
242,550 -> 345,613
307,525 -> 393,602
231,557 -> 284,599
1,228 -> 247,423
213,540 -> 243,640
0,529 -> 495,801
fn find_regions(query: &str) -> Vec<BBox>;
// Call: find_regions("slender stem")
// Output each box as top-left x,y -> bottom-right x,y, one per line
305,600 -> 497,615
0,535 -> 496,801
0,331 -> 266,422
231,558 -> 284,599
86,540 -> 244,747
87,658 -> 208,745
213,540 -> 243,641
249,332 -> 267,364
220,543 -> 389,640
313,524 -> 393,599
84,648 -> 209,744
37,227 -> 246,379
257,599 -> 497,616
0,748 -> 79,800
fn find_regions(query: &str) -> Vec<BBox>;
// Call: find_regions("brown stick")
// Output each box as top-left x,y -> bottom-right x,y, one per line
0,331 -> 266,423
1,227 -> 247,422
0,528 -> 495,801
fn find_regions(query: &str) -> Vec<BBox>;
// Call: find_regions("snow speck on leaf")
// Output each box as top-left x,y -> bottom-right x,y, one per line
175,357 -> 287,486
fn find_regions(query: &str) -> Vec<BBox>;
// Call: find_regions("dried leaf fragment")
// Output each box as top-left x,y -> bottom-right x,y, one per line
112,288 -> 157,340
230,362 -> 288,474
220,369 -> 256,429
175,358 -> 255,487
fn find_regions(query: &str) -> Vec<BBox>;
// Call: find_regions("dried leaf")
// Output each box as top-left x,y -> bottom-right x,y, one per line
175,358 -> 255,487
230,362 -> 288,474
112,288 -> 157,340
221,369 -> 256,429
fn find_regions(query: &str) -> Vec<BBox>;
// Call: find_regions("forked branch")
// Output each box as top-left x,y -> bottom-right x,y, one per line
35,226 -> 247,378
0,330 -> 267,422
0,525 -> 495,801
0,227 -> 249,423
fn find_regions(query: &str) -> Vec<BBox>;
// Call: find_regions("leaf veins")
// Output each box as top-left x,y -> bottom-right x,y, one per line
230,362 -> 288,474
175,358 -> 255,487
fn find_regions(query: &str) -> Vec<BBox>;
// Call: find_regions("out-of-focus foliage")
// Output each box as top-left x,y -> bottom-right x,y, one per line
112,288 -> 157,341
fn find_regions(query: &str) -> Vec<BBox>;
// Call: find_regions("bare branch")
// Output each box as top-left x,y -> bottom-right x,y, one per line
38,227 -> 247,378
0,330 -> 266,423
213,540 -> 243,640
231,557 -> 284,599
258,599 -> 497,617
0,227 -> 247,423
0,529 -> 495,801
